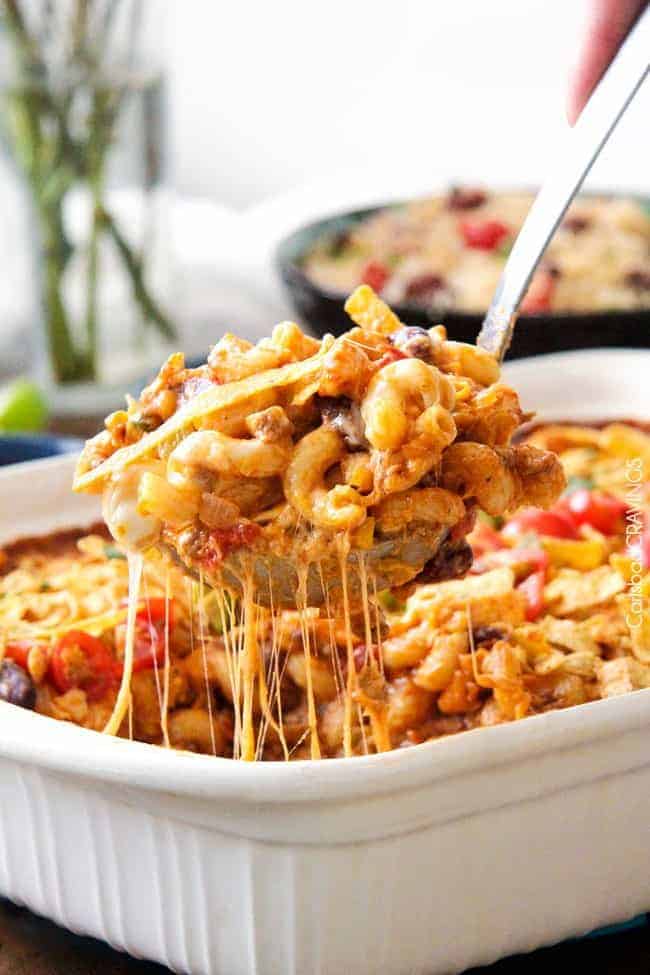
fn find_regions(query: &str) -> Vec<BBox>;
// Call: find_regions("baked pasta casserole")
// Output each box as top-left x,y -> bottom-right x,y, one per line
71,287 -> 568,756
302,190 -> 650,315
3,411 -> 647,758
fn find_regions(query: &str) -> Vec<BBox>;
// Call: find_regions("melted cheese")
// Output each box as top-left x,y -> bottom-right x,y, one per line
105,529 -> 396,759
103,553 -> 142,735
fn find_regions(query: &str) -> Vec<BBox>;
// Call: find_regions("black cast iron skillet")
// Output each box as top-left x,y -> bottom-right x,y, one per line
275,196 -> 650,359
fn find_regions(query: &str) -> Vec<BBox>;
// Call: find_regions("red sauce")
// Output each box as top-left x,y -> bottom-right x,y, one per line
374,347 -> 407,372
204,522 -> 262,566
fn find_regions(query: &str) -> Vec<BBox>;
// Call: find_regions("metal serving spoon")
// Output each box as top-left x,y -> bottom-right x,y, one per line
477,5 -> 649,363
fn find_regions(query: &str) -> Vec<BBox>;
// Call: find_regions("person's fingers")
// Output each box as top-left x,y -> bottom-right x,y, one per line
567,0 -> 647,124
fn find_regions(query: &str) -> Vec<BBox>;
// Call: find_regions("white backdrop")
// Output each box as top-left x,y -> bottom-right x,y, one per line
0,0 -> 647,364
168,0 -> 649,209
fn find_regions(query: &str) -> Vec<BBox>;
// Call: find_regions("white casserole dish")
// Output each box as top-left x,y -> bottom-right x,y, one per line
0,348 -> 649,975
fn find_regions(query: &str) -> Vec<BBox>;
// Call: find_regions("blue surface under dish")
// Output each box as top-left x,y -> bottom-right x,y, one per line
0,434 -> 81,467
581,914 -> 648,939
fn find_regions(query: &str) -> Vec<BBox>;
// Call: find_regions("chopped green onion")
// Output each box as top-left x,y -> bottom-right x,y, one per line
104,544 -> 126,560
498,239 -> 514,258
477,511 -> 504,529
209,591 -> 237,634
376,590 -> 405,613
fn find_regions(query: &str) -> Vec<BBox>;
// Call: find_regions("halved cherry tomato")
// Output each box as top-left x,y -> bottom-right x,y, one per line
557,489 -> 627,535
459,219 -> 510,251
50,631 -> 120,702
361,260 -> 391,292
137,597 -> 175,629
502,507 -> 578,540
4,641 -> 36,669
517,568 -> 546,621
521,269 -> 556,314
132,598 -> 175,673
132,620 -> 165,673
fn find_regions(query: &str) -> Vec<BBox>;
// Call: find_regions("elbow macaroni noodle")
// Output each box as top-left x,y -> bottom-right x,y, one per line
75,285 -> 565,613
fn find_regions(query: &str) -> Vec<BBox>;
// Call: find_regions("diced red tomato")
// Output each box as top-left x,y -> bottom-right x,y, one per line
521,270 -> 556,314
4,641 -> 37,669
50,631 -> 120,702
459,219 -> 510,251
517,568 -> 546,621
502,507 -> 579,540
557,489 -> 627,535
361,260 -> 391,292
204,522 -> 262,565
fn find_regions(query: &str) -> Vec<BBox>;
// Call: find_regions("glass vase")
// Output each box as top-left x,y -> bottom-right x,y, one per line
0,0 -> 176,414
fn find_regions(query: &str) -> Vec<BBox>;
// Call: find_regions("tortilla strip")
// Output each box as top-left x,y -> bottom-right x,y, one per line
74,354 -> 324,493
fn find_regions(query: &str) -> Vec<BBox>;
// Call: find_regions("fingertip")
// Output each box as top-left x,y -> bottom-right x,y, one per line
566,88 -> 580,126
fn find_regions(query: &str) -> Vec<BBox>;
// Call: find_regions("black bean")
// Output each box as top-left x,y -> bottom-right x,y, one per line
472,625 -> 506,645
318,397 -> 368,450
625,269 -> 650,291
562,215 -> 590,233
418,539 -> 473,584
404,274 -> 446,306
389,325 -> 434,361
0,660 -> 36,710
447,187 -> 487,211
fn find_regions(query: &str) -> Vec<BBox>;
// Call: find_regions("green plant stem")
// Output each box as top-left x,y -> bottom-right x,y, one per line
38,203 -> 93,382
85,194 -> 101,375
99,206 -> 177,340
85,86 -> 110,375
2,0 -> 177,386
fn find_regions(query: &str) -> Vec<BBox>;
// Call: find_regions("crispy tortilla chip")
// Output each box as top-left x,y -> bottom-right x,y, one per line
543,566 -> 626,617
403,567 -> 526,630
344,285 -> 402,336
74,355 -> 324,492
540,616 -> 602,655
595,657 -> 650,697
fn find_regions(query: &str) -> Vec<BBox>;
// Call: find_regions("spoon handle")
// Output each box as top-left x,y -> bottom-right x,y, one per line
477,6 -> 650,362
